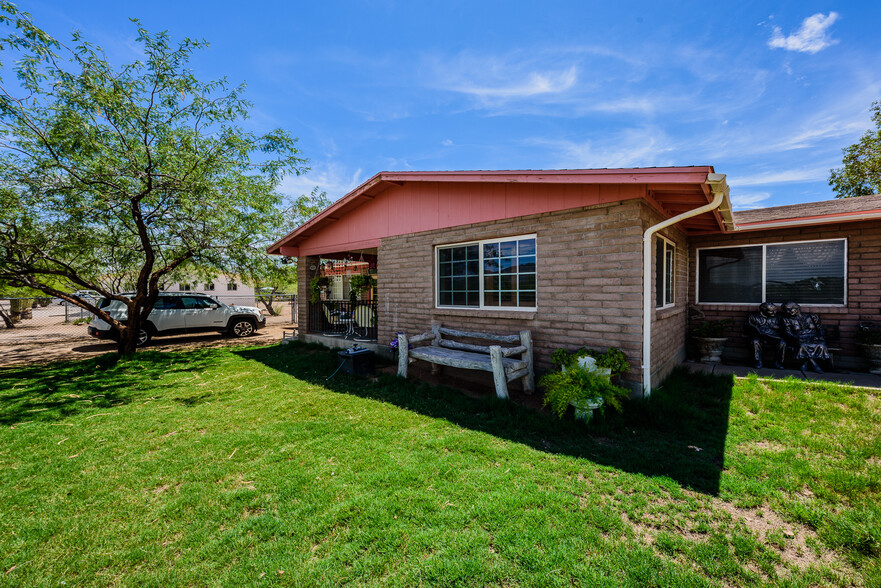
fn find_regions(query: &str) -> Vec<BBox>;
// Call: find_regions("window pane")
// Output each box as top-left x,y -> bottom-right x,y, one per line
500,241 -> 517,256
518,239 -> 535,256
518,274 -> 535,291
519,291 -> 536,307
484,275 -> 499,290
519,255 -> 536,273
484,259 -> 499,274
484,243 -> 499,258
500,258 -> 515,273
437,244 -> 480,307
484,291 -> 499,306
766,241 -> 845,304
501,275 -> 516,290
698,246 -> 763,303
500,291 -> 516,306
665,246 -> 674,304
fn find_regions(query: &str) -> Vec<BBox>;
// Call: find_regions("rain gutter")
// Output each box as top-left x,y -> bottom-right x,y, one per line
641,173 -> 729,397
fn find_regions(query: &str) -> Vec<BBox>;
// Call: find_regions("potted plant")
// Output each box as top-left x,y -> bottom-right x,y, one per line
550,347 -> 631,381
309,276 -> 329,303
349,273 -> 376,300
690,318 -> 732,363
857,321 -> 881,375
540,362 -> 629,423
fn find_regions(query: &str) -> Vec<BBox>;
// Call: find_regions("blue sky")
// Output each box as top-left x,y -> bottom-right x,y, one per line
21,0 -> 881,209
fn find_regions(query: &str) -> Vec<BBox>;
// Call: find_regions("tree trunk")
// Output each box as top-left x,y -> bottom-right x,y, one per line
0,302 -> 14,328
116,324 -> 139,356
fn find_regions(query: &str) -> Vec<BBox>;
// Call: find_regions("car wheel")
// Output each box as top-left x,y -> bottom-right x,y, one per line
136,328 -> 152,346
230,319 -> 255,338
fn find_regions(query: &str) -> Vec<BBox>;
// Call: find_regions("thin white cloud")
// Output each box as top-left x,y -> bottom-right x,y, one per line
732,167 -> 830,187
768,12 -> 839,54
278,162 -> 364,202
730,192 -> 772,210
453,66 -> 578,99
530,127 -> 676,169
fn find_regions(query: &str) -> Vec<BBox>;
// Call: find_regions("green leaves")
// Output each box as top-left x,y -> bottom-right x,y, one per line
0,9 -> 308,352
830,100 -> 881,198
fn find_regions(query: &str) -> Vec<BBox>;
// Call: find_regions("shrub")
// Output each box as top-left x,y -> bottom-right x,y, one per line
540,365 -> 629,419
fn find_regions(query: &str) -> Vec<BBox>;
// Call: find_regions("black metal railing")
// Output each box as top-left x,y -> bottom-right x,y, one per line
307,300 -> 377,341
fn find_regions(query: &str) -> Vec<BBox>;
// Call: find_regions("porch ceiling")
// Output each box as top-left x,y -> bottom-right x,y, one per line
647,184 -> 733,235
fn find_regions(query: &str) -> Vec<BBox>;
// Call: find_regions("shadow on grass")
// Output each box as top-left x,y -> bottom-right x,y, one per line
238,343 -> 734,496
0,349 -> 227,426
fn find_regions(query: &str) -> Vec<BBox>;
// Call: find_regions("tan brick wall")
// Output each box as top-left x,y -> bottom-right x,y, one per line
377,200 -> 651,388
688,220 -> 881,370
644,208 -> 690,386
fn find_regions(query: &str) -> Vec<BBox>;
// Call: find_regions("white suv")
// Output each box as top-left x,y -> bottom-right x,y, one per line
88,292 -> 266,346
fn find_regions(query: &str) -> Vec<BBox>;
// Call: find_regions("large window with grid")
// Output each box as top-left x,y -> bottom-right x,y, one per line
436,235 -> 537,310
697,238 -> 846,305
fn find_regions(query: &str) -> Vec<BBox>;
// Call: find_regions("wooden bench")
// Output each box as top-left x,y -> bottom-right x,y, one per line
396,325 -> 534,399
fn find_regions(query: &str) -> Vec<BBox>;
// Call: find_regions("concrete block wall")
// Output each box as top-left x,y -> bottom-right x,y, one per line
377,199 -> 650,387
688,220 -> 881,371
644,207 -> 690,386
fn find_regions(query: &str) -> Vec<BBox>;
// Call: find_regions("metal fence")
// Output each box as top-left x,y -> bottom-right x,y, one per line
0,294 -> 298,347
308,300 -> 378,341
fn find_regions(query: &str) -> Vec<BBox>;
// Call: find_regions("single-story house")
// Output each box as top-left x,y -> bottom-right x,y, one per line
267,167 -> 881,395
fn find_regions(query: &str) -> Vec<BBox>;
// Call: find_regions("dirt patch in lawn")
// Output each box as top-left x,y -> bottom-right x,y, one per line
0,320 -> 295,368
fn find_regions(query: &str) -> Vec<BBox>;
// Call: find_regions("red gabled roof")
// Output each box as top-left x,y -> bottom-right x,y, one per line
267,167 -> 725,256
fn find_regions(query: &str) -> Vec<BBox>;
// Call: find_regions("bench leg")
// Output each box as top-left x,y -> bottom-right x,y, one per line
490,346 -> 509,400
397,334 -> 408,378
430,362 -> 443,376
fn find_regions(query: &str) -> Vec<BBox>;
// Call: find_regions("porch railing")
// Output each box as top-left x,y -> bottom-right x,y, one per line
307,300 -> 378,341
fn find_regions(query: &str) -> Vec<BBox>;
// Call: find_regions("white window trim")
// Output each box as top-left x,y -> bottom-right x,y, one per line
435,233 -> 537,312
696,237 -> 847,306
657,235 -> 675,310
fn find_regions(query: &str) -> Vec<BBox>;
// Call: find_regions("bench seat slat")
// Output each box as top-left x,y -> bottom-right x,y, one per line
409,346 -> 526,374
437,326 -> 520,344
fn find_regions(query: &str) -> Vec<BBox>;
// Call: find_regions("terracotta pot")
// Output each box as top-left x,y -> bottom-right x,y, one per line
860,344 -> 881,375
694,337 -> 727,364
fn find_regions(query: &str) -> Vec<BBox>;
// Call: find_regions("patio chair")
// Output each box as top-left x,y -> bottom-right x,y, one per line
353,304 -> 377,341
321,303 -> 346,336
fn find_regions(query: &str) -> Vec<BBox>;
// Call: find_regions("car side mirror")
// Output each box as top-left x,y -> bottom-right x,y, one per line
209,304 -> 219,309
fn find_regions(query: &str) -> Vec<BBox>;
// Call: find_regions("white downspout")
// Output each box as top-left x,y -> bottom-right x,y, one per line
641,173 -> 729,397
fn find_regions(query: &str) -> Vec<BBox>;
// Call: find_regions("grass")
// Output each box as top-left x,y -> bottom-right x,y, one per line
0,342 -> 878,587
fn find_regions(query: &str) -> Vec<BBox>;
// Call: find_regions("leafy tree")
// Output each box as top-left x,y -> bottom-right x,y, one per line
0,5 -> 307,354
248,187 -> 330,315
829,100 -> 881,198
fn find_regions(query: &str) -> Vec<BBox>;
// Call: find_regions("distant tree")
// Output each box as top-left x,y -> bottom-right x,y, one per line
0,5 -> 307,354
248,186 -> 330,315
829,100 -> 881,198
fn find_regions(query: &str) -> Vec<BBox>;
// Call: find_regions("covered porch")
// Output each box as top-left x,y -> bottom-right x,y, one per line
298,248 -> 380,343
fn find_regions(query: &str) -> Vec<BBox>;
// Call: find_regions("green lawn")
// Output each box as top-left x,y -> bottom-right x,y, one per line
1,343 -> 879,587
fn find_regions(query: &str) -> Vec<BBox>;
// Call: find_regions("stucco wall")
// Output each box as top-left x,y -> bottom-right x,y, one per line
688,220 -> 881,370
